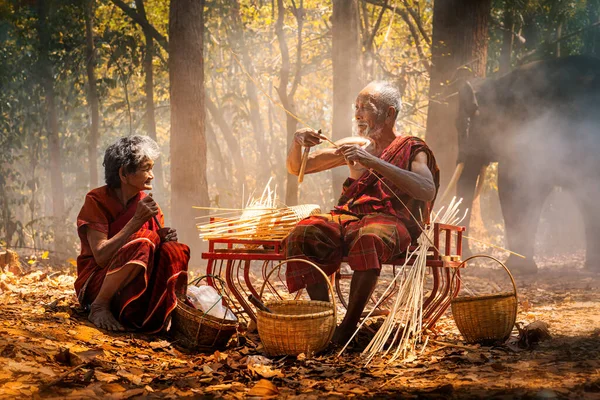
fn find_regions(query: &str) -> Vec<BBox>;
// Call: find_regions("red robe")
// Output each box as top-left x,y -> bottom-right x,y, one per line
285,135 -> 439,292
75,186 -> 189,333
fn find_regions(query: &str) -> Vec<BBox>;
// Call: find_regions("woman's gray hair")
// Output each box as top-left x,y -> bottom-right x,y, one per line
371,81 -> 402,121
103,135 -> 160,188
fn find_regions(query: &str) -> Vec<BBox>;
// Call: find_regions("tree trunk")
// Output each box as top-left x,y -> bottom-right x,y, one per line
584,0 -> 600,56
331,0 -> 361,201
230,0 -> 271,174
425,0 -> 491,194
135,0 -> 166,206
84,0 -> 99,189
556,22 -> 562,57
169,0 -> 208,263
275,0 -> 303,206
499,2 -> 514,75
205,95 -> 246,188
205,122 -> 231,190
36,0 -> 65,250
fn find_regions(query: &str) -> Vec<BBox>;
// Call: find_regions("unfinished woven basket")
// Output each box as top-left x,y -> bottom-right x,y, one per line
171,276 -> 238,351
451,255 -> 518,344
256,259 -> 337,356
199,204 -> 321,241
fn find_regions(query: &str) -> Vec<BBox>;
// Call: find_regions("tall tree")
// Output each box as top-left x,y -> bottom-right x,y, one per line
499,0 -> 515,74
275,0 -> 304,206
360,0 -> 387,81
584,0 -> 600,56
205,95 -> 246,188
84,0 -> 99,188
135,0 -> 166,204
229,0 -> 271,175
169,0 -> 208,261
425,0 -> 492,192
35,0 -> 66,249
331,0 -> 361,200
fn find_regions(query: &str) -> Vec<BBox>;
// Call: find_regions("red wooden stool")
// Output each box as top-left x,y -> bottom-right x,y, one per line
202,222 -> 465,330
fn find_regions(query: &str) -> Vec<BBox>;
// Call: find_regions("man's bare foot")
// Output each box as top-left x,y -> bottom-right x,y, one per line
88,303 -> 125,331
331,325 -> 354,346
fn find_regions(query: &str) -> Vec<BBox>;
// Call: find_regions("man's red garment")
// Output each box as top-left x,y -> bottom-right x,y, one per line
285,135 -> 439,293
75,187 -> 189,333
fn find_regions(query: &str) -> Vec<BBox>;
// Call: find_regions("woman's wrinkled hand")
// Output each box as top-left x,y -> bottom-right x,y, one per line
133,195 -> 159,226
158,227 -> 178,242
294,128 -> 325,148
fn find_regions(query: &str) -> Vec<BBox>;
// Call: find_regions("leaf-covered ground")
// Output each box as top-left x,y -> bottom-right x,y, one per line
1,254 -> 599,399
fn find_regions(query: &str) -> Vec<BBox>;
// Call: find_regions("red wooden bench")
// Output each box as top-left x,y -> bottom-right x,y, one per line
202,223 -> 465,331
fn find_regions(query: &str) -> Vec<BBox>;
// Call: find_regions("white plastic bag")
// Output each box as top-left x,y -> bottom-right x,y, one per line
186,285 -> 237,321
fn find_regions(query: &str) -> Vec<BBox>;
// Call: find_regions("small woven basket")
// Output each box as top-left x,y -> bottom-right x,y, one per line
256,259 -> 337,356
171,275 -> 238,351
451,255 -> 518,344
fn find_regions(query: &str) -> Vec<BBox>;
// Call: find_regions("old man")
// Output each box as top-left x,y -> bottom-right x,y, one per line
285,81 -> 439,344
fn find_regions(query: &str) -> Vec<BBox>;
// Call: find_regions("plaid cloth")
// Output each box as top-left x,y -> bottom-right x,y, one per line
285,213 -> 411,293
285,135 -> 438,293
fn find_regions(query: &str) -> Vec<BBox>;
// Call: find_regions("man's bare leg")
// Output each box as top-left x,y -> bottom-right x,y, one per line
332,269 -> 378,345
88,263 -> 143,331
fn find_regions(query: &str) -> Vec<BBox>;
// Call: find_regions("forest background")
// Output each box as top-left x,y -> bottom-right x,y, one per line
0,0 -> 597,264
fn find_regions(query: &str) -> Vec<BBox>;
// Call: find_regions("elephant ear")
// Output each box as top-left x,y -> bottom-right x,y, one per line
456,81 -> 479,163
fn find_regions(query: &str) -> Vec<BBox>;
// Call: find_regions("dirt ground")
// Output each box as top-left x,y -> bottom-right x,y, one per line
0,253 -> 599,399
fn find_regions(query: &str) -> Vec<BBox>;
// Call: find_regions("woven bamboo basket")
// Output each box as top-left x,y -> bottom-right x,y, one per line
256,259 -> 337,356
171,276 -> 238,351
451,255 -> 518,344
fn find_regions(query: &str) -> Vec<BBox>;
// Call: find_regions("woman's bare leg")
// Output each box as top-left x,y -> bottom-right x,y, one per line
88,263 -> 143,331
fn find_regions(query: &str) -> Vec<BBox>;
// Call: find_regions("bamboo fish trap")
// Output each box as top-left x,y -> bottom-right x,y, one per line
198,204 -> 321,241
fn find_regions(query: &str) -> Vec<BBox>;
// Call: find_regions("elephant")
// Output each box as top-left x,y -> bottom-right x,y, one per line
449,55 -> 600,274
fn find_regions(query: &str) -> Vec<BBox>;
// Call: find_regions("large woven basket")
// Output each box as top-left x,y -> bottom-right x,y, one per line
451,255 -> 518,344
256,259 -> 337,356
171,276 -> 238,351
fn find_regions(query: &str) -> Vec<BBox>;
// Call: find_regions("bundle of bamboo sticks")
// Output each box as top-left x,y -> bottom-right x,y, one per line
339,197 -> 467,365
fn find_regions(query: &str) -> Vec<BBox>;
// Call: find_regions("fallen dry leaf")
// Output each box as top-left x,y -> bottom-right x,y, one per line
248,363 -> 284,379
6,360 -> 55,376
117,368 -> 143,385
149,340 -> 171,350
101,383 -> 127,393
248,379 -> 278,397
95,370 -> 119,383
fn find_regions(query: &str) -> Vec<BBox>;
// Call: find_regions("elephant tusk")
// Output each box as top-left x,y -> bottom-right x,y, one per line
473,164 -> 488,200
438,162 -> 464,204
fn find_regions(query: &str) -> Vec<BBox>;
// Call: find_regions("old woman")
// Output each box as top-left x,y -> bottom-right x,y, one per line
75,135 -> 189,332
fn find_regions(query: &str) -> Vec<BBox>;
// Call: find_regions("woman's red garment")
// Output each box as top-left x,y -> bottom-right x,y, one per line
75,186 -> 189,333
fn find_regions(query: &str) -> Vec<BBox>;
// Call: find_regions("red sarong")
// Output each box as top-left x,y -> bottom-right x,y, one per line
284,135 -> 439,293
75,186 -> 189,333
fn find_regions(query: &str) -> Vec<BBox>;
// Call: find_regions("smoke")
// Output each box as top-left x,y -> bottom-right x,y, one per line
479,90 -> 600,265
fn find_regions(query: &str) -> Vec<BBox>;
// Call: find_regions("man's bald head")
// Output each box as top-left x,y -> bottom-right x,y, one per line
359,81 -> 402,122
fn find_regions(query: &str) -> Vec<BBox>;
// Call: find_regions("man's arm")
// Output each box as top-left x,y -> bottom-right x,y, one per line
287,129 -> 372,175
287,128 -> 345,175
337,145 -> 436,201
